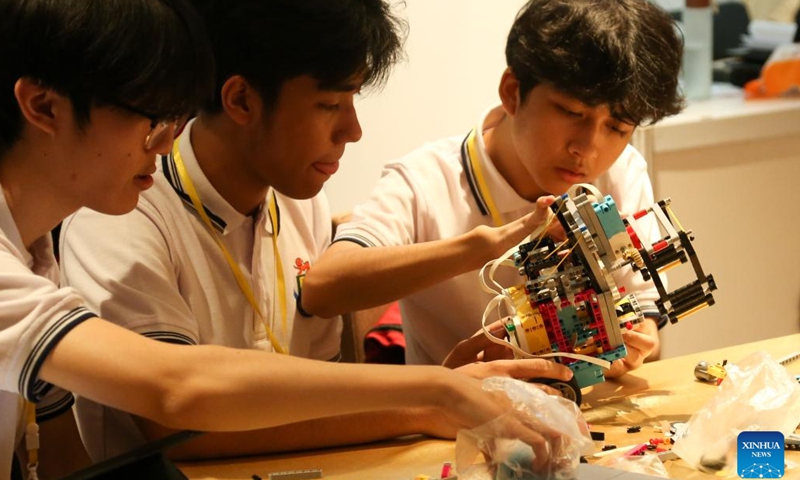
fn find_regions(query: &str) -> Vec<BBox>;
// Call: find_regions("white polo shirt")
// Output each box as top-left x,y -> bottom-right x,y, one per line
60,120 -> 342,461
334,105 -> 664,365
0,184 -> 95,479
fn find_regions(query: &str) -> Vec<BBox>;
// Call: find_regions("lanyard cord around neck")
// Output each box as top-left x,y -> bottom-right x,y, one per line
172,140 -> 288,354
465,128 -> 504,227
24,401 -> 38,480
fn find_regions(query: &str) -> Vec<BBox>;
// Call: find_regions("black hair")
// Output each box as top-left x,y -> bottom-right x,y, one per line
506,0 -> 684,126
189,0 -> 407,112
0,0 -> 214,156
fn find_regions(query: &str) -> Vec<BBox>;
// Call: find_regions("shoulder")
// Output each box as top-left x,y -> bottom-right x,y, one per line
387,135 -> 465,176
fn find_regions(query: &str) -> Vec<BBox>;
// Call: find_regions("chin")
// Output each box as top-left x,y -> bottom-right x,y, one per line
279,182 -> 325,201
87,197 -> 140,216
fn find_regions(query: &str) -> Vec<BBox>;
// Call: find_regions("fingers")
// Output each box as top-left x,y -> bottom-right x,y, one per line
622,327 -> 657,360
476,358 -> 574,382
512,416 -> 568,474
606,320 -> 661,378
481,342 -> 515,362
443,325 -> 510,369
546,221 -> 566,242
443,320 -> 512,369
522,196 -> 556,231
529,382 -> 562,397
604,358 -> 628,378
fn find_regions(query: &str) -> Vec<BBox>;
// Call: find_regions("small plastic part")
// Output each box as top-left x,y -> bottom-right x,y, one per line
267,469 -> 322,480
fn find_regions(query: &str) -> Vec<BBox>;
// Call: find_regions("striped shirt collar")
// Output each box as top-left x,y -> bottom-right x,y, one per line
160,119 -> 274,235
461,105 -> 534,222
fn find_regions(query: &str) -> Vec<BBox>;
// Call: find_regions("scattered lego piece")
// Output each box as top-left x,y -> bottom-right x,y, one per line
622,444 -> 648,457
268,469 -> 323,480
777,352 -> 800,366
602,444 -> 617,451
590,431 -> 606,441
626,426 -> 641,433
694,359 -> 727,384
440,461 -> 453,479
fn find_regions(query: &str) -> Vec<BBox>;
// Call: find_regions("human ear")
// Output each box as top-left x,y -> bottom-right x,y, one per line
13,78 -> 62,137
220,75 -> 261,126
498,67 -> 521,116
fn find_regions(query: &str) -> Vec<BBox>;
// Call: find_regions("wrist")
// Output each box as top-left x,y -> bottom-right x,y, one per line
461,226 -> 502,270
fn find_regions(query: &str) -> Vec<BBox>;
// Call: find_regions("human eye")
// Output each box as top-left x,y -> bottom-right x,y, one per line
608,121 -> 633,136
317,102 -> 341,112
557,104 -> 581,117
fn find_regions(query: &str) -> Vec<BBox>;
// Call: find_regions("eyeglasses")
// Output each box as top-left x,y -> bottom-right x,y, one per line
113,102 -> 187,151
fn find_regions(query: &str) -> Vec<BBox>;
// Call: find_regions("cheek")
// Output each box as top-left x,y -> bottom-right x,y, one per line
593,140 -> 629,171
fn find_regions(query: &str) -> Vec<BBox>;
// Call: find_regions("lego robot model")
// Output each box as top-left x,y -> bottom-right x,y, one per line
480,184 -> 717,403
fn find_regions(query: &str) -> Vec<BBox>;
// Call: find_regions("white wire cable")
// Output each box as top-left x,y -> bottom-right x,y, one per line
567,183 -> 603,203
478,194 -> 612,369
479,293 -> 611,368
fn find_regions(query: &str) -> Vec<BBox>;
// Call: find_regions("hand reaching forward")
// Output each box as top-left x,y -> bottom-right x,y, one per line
605,317 -> 660,378
442,374 -> 578,474
471,196 -> 556,263
443,321 -> 573,385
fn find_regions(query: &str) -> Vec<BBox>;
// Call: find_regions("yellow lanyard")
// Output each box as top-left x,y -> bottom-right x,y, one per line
465,128 -> 505,227
172,141 -> 288,354
24,401 -> 38,479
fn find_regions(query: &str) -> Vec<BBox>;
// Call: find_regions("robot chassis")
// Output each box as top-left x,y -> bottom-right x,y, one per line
497,187 -> 717,403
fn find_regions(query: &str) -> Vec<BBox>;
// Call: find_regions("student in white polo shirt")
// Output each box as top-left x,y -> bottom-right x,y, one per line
0,1 -> 580,478
59,0 -> 574,465
304,0 -> 685,373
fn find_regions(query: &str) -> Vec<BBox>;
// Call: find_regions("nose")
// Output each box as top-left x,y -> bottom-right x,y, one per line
333,106 -> 363,145
567,121 -> 601,163
148,123 -> 180,156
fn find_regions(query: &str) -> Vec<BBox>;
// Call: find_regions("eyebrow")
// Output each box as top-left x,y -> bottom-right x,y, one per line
318,82 -> 361,93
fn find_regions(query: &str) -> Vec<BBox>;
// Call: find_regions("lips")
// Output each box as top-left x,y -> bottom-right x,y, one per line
133,174 -> 154,190
556,167 -> 585,184
313,161 -> 340,176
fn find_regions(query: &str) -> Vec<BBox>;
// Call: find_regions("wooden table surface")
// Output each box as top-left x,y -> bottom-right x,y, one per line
181,333 -> 800,480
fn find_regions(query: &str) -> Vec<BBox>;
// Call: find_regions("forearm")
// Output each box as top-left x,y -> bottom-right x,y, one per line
303,233 -> 493,317
40,319 -> 465,433
305,197 -> 554,318
138,408 -> 439,461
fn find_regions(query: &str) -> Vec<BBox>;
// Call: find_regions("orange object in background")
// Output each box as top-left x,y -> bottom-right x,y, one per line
745,43 -> 800,98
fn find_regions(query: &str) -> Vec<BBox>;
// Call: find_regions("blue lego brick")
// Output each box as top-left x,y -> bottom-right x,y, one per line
570,362 -> 606,389
593,195 -> 626,238
598,345 -> 628,363
556,305 -> 579,334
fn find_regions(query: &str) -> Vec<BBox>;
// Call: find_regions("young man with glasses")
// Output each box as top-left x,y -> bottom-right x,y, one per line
0,0 -> 579,477
58,0 -> 574,465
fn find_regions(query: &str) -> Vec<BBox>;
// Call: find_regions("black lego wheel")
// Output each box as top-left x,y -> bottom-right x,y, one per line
532,375 -> 583,405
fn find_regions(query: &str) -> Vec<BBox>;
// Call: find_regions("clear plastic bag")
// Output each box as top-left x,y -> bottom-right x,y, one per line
595,447 -> 670,478
672,351 -> 800,474
455,377 -> 594,480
